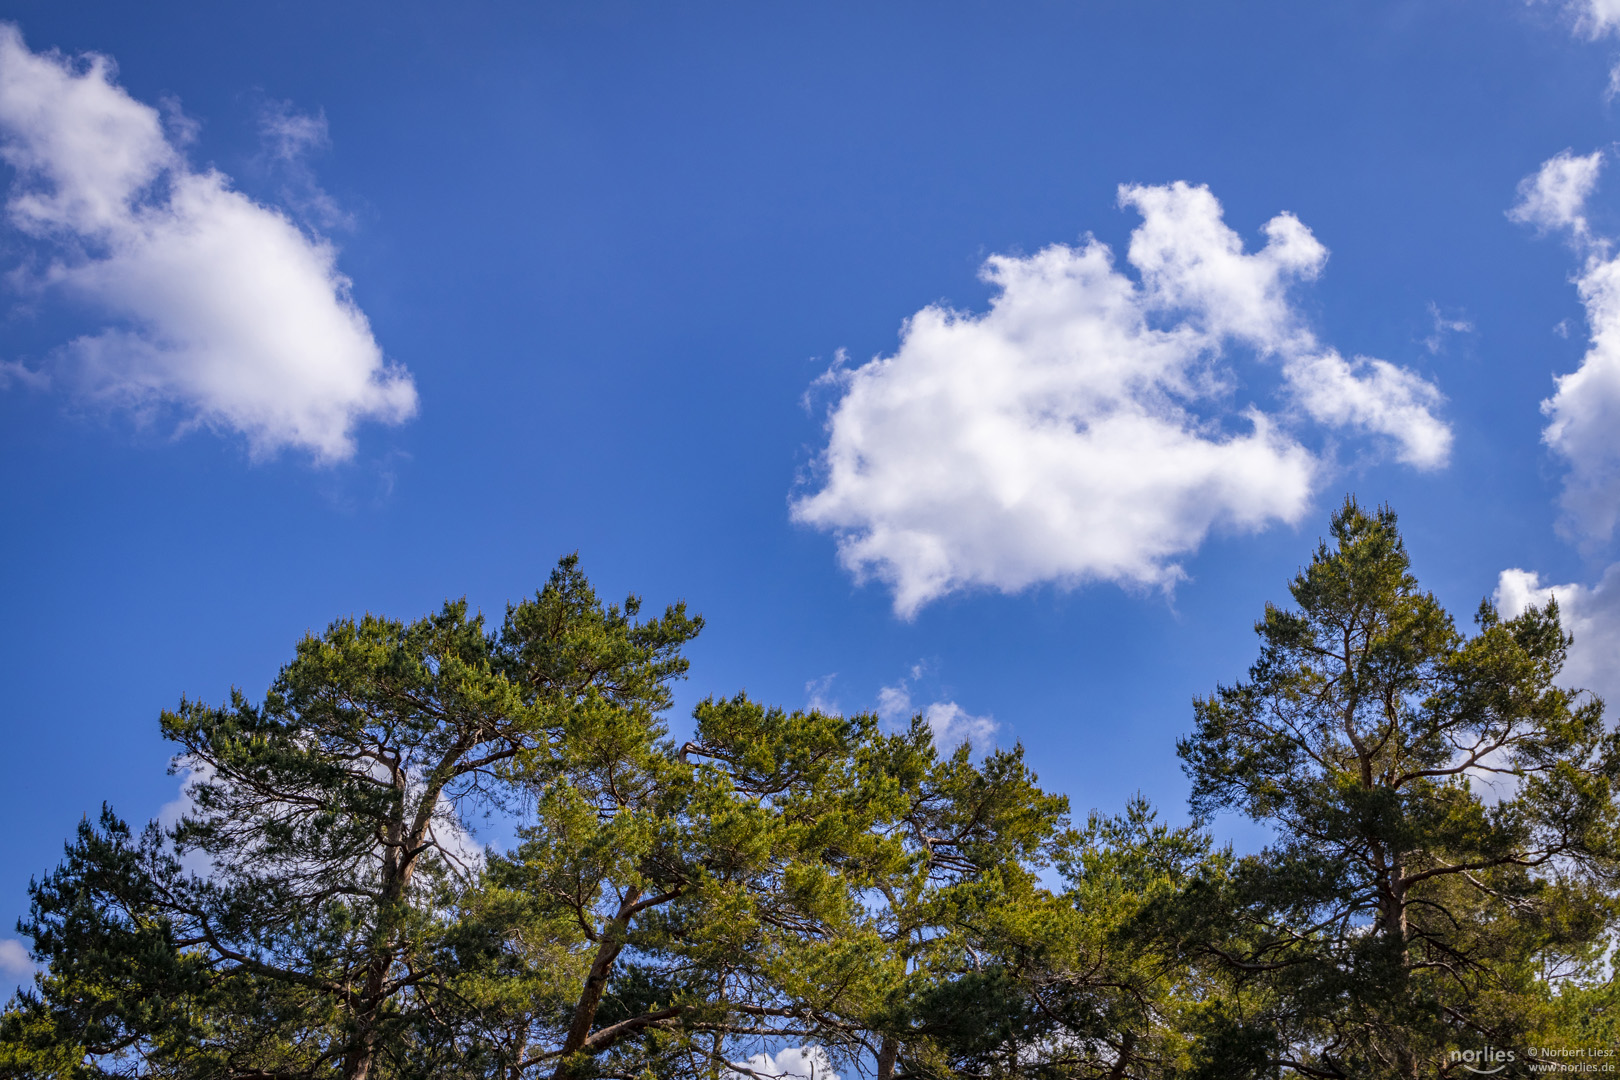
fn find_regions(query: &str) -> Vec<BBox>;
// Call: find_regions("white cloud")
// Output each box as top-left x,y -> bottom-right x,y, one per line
729,1047 -> 839,1080
257,100 -> 351,230
1494,149 -> 1620,738
427,791 -> 488,879
260,102 -> 330,164
794,181 -> 1450,616
1547,250 -> 1620,540
804,674 -> 840,715
874,679 -> 914,723
919,701 -> 998,753
0,24 -> 415,462
1508,149 -> 1604,239
0,357 -> 47,388
1512,149 -> 1620,543
158,761 -> 223,877
1282,351 -> 1452,468
1553,242 -> 1620,539
1560,0 -> 1620,40
875,666 -> 997,753
1120,182 -> 1325,350
0,938 -> 35,979
1423,301 -> 1474,354
1496,565 -> 1620,707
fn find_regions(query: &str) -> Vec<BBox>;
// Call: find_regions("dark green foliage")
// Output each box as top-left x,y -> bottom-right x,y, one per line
1,557 -> 1074,1080
6,507 -> 1616,1080
892,796 -> 1224,1079
1177,498 -> 1620,1078
3,556 -> 702,1080
469,698 -> 1073,1079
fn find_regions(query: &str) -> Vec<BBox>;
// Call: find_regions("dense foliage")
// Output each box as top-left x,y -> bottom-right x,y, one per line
3,503 -> 1614,1079
1175,501 -> 1620,1078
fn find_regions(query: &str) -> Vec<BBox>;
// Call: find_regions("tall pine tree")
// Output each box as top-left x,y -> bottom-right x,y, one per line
1178,499 -> 1620,1078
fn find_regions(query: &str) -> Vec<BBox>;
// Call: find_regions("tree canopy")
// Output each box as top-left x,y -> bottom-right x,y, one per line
4,505 -> 1615,1079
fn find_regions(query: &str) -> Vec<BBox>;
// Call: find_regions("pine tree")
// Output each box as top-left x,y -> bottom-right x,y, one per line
1177,499 -> 1620,1078
0,557 -> 700,1080
0,558 -> 1075,1079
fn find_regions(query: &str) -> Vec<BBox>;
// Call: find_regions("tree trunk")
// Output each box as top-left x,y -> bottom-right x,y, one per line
552,886 -> 643,1078
1107,1031 -> 1135,1080
343,777 -> 435,1080
877,1036 -> 898,1080
342,954 -> 391,1080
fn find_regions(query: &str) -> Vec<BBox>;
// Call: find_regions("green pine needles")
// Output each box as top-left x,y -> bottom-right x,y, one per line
3,503 -> 1616,1080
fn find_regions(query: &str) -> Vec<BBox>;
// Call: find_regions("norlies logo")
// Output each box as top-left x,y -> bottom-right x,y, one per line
1451,1047 -> 1516,1074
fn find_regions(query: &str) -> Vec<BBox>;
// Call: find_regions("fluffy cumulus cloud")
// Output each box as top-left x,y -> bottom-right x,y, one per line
1496,150 -> 1620,724
1496,566 -> 1620,707
729,1047 -> 839,1080
1511,150 -> 1620,543
1508,149 -> 1603,238
0,24 -> 415,461
795,181 -> 1450,616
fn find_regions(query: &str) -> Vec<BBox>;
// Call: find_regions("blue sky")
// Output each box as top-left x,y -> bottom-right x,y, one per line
4,0 -> 1620,999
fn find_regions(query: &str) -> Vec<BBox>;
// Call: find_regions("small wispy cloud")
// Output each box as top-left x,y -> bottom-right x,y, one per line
0,357 -> 47,389
804,674 -> 840,715
1555,0 -> 1620,41
257,100 -> 352,230
1423,301 -> 1475,354
875,663 -> 997,753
